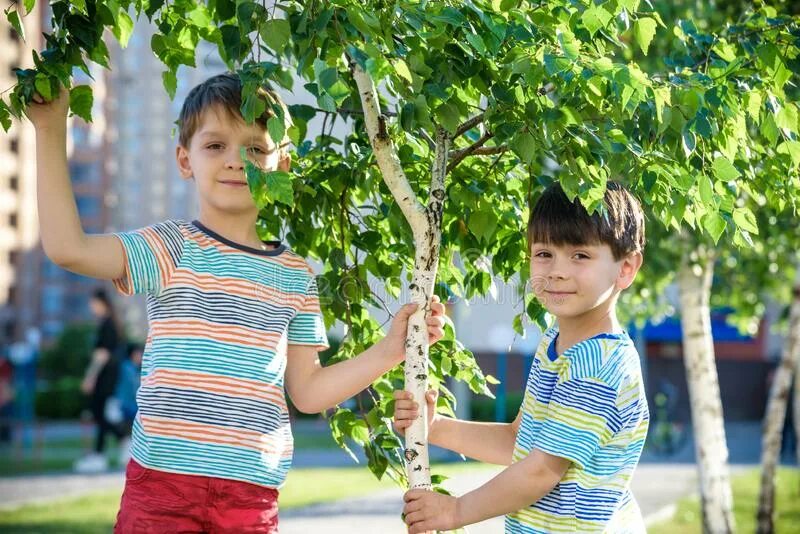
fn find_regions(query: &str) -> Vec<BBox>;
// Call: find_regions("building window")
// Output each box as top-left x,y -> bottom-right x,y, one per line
9,175 -> 18,191
9,138 -> 18,154
9,213 -> 17,228
8,250 -> 18,267
7,286 -> 16,305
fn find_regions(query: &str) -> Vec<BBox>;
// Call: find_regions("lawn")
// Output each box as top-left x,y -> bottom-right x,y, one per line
0,421 -> 339,476
0,462 -> 492,533
648,467 -> 800,534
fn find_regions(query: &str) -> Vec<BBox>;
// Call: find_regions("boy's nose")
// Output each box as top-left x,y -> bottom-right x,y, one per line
225,156 -> 244,170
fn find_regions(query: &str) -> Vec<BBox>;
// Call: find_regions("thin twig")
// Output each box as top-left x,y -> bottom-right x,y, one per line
454,112 -> 485,138
447,132 -> 506,173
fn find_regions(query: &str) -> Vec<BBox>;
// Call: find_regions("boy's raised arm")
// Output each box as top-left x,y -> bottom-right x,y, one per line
29,88 -> 126,281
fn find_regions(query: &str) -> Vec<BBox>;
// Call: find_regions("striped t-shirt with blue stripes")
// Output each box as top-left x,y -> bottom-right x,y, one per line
506,326 -> 649,533
113,219 -> 328,488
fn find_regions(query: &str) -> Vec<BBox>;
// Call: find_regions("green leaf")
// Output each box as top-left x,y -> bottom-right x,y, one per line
732,207 -> 758,234
34,74 -> 52,101
557,29 -> 580,60
711,156 -> 740,181
654,87 -> 670,124
260,19 -> 290,52
633,18 -> 657,56
0,101 -> 11,131
776,103 -> 798,133
6,8 -> 25,41
162,70 -> 177,99
681,129 -> 696,157
511,131 -> 536,164
581,5 -> 612,38
744,91 -> 762,121
393,59 -> 413,84
72,0 -> 87,15
698,175 -> 714,207
702,212 -> 726,244
23,0 -> 35,14
264,171 -> 295,207
112,9 -> 134,48
267,116 -> 285,145
468,210 -> 499,242
69,86 -> 93,123
712,40 -> 737,62
317,94 -> 336,113
436,103 -> 460,134
465,32 -> 487,56
777,140 -> 800,165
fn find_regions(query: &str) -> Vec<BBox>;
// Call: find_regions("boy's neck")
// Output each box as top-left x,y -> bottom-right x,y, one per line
554,304 -> 622,353
197,210 -> 265,250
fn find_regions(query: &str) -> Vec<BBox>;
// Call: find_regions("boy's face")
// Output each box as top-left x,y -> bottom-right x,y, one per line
529,241 -> 642,319
175,106 -> 290,217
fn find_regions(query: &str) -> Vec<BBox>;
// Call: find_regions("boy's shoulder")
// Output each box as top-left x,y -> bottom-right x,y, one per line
564,332 -> 640,387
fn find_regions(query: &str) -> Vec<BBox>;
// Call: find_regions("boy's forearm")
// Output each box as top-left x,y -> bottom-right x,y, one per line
454,456 -> 562,527
35,127 -> 87,264
429,417 -> 517,465
295,339 -> 398,413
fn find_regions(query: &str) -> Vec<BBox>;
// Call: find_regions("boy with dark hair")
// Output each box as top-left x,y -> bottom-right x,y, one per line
27,73 -> 445,532
395,182 -> 649,533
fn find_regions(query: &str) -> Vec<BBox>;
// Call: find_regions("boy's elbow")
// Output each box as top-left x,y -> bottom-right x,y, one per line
289,394 -> 321,415
44,245 -> 76,270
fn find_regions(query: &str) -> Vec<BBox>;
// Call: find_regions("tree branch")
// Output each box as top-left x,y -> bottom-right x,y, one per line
447,132 -> 508,173
454,112 -> 485,138
350,60 -> 426,228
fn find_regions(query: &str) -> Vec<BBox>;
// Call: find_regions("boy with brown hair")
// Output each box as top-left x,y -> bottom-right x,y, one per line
395,182 -> 650,533
27,73 -> 445,532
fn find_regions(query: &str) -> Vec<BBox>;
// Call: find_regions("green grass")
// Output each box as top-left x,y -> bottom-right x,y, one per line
0,462 -> 493,533
0,425 -> 339,476
648,468 -> 800,534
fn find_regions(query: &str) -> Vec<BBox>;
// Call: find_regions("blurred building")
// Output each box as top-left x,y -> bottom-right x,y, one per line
1,5 -> 112,344
0,5 -> 45,343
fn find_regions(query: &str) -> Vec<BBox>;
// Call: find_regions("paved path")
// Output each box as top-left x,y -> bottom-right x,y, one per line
279,463 -> 699,533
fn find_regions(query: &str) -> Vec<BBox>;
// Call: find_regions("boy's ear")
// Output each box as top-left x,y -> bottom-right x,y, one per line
616,251 -> 643,290
278,148 -> 291,172
176,145 -> 193,179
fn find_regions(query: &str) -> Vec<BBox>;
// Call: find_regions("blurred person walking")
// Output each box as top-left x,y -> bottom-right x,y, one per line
74,288 -> 126,473
9,327 -> 40,453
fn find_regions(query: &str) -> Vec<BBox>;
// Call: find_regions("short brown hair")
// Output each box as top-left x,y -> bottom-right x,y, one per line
177,72 -> 290,148
527,181 -> 645,260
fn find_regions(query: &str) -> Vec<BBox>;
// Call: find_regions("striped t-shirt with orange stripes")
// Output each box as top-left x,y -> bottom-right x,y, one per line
113,219 -> 328,488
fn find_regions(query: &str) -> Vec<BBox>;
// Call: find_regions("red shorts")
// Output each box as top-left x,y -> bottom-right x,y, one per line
114,460 -> 279,533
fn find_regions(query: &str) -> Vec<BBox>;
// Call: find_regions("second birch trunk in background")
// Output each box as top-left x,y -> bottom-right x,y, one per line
678,247 -> 735,533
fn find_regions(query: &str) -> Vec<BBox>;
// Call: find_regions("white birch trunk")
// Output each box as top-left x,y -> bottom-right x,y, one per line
757,266 -> 800,534
352,63 -> 450,490
678,247 -> 735,534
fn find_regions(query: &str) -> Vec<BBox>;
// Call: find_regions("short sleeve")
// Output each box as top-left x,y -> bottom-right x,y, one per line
287,277 -> 329,349
533,377 -> 620,469
113,220 -> 187,296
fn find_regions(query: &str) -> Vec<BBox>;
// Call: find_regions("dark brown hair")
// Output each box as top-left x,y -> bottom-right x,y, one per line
527,182 -> 645,260
177,72 -> 290,148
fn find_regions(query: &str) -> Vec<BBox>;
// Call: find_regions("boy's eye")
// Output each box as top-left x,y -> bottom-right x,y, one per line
247,146 -> 266,155
573,253 -> 590,260
206,143 -> 223,150
534,251 -> 551,258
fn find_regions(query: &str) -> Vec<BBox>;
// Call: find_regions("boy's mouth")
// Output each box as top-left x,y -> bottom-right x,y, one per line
219,180 -> 249,187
